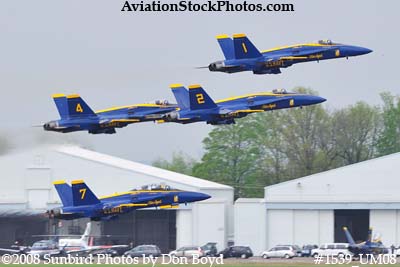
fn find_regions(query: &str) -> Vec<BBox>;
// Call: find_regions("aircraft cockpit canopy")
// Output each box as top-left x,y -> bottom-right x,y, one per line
272,88 -> 288,94
318,39 -> 334,45
155,100 -> 170,105
132,183 -> 177,191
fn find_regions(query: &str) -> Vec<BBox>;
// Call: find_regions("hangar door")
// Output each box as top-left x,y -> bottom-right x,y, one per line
102,210 -> 176,253
334,210 -> 369,243
0,216 -> 48,248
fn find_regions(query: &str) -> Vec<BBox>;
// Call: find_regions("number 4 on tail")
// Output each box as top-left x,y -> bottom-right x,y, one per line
76,103 -> 83,113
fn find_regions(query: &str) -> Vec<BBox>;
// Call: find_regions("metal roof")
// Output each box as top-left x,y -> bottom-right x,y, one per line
264,152 -> 400,203
55,145 -> 232,190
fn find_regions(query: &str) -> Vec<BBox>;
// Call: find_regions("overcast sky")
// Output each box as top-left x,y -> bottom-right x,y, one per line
1,0 -> 398,163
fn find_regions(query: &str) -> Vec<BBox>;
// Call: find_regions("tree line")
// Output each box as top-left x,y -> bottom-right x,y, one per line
154,88 -> 400,199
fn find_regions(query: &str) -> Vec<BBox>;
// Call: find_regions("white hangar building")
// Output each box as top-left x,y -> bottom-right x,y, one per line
0,145 -> 233,252
235,153 -> 400,255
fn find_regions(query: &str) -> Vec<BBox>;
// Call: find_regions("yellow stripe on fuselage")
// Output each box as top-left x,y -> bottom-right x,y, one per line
261,43 -> 335,53
109,119 -> 140,123
99,190 -> 181,200
96,104 -> 169,114
215,92 -> 297,103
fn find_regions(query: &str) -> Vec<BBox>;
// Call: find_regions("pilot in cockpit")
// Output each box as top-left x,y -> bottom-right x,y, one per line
155,100 -> 170,105
272,88 -> 287,94
318,39 -> 333,45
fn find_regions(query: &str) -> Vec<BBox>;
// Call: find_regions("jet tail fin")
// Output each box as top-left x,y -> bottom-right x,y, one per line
170,84 -> 190,110
53,180 -> 73,207
216,34 -> 235,60
52,94 -> 69,119
71,180 -> 100,206
80,222 -> 92,245
343,227 -> 356,245
367,227 -> 373,244
233,33 -> 262,59
188,84 -> 217,110
66,94 -> 96,117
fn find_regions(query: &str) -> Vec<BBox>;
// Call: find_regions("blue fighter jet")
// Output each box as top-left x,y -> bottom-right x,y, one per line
161,84 -> 326,125
343,227 -> 388,257
204,34 -> 372,74
43,94 -> 178,134
48,180 -> 210,221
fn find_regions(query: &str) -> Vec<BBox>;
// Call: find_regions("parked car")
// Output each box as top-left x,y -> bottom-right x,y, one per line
218,246 -> 253,259
301,245 -> 318,257
261,245 -> 298,259
312,243 -> 351,258
124,245 -> 161,257
90,248 -> 118,257
169,246 -> 204,258
201,242 -> 218,257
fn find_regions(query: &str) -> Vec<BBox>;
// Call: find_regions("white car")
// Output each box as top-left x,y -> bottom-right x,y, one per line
312,243 -> 352,257
261,245 -> 297,259
169,246 -> 204,258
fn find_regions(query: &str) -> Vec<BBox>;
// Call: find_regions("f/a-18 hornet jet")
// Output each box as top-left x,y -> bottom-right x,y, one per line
43,94 -> 177,134
203,33 -> 372,74
48,180 -> 210,221
343,227 -> 388,256
161,84 -> 326,125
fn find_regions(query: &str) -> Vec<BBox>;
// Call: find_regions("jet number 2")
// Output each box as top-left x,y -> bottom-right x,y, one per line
196,94 -> 205,104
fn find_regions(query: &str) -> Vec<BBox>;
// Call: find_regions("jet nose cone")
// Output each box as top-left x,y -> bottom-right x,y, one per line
300,95 -> 326,106
196,192 -> 211,201
355,46 -> 372,55
314,96 -> 327,104
342,46 -> 373,57
179,192 -> 211,203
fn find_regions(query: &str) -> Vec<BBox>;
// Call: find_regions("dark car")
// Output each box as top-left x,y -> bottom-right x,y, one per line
123,245 -> 161,257
90,248 -> 118,257
201,242 -> 218,257
218,246 -> 253,259
301,245 -> 318,257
